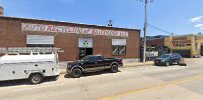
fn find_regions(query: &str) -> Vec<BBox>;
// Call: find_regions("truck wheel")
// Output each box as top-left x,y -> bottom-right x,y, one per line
177,61 -> 180,65
29,74 -> 43,84
72,68 -> 82,78
165,62 -> 170,66
110,65 -> 118,73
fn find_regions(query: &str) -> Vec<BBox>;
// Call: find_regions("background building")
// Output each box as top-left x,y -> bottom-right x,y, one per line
140,35 -> 169,61
165,35 -> 203,58
0,16 -> 140,61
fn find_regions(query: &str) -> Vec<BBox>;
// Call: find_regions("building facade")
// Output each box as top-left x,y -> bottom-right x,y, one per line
140,35 -> 169,61
165,35 -> 203,58
0,16 -> 141,61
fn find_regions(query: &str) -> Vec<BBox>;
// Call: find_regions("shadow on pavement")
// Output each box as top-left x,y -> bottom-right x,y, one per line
64,70 -> 121,78
0,77 -> 58,87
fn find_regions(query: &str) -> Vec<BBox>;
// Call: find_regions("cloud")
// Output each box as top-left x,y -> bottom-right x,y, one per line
190,16 -> 203,23
200,27 -> 203,30
57,0 -> 74,4
194,24 -> 203,28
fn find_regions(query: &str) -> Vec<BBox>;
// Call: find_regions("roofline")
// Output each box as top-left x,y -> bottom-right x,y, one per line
0,16 -> 141,31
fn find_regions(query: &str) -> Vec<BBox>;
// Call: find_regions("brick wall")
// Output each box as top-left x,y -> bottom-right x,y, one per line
0,17 -> 140,61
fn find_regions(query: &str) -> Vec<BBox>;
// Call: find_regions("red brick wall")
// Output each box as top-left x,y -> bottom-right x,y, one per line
0,17 -> 140,61
140,38 -> 165,47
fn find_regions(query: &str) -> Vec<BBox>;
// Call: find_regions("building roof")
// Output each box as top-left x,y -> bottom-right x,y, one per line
0,16 -> 141,32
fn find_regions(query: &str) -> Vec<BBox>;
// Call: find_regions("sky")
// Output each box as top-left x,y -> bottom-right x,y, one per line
0,0 -> 203,36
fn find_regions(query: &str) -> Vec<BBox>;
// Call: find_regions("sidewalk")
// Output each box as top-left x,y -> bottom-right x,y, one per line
123,61 -> 154,67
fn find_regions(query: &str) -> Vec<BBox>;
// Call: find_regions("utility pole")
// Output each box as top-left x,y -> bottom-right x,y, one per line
170,33 -> 174,53
139,0 -> 153,63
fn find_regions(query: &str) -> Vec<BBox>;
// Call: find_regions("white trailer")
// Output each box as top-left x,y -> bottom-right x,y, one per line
0,48 -> 62,84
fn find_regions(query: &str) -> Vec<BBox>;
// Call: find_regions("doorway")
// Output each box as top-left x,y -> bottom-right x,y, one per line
79,48 -> 93,59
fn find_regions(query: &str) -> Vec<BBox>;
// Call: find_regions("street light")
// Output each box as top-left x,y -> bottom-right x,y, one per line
138,0 -> 153,63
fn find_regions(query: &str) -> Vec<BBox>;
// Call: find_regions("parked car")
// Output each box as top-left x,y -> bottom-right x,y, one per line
66,55 -> 123,78
154,53 -> 183,66
0,53 -> 60,84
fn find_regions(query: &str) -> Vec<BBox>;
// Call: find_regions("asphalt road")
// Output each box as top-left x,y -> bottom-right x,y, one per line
0,58 -> 203,100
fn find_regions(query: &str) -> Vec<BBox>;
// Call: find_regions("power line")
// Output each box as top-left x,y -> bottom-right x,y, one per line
148,24 -> 174,35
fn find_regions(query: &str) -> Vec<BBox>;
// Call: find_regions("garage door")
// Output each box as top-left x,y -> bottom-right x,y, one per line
172,50 -> 191,58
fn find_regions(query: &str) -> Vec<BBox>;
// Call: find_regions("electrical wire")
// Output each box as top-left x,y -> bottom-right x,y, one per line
148,23 -> 174,35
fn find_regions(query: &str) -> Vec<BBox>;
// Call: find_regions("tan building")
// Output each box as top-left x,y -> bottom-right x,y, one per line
165,35 -> 203,58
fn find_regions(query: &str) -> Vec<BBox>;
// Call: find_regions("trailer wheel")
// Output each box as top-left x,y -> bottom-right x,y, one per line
110,64 -> 118,73
29,74 -> 43,84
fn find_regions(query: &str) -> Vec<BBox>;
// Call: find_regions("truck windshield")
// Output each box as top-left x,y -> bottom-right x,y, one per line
159,54 -> 170,58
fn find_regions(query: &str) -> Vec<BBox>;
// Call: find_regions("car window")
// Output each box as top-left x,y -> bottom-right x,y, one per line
160,54 -> 170,58
87,56 -> 96,61
172,54 -> 181,58
171,54 -> 176,58
96,56 -> 104,61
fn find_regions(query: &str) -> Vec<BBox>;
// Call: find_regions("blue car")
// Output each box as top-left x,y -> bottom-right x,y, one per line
154,53 -> 183,66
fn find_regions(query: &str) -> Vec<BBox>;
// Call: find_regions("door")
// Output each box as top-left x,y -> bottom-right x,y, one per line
0,64 -> 16,81
79,48 -> 93,59
170,54 -> 180,64
79,48 -> 86,59
83,56 -> 104,71
172,50 -> 191,58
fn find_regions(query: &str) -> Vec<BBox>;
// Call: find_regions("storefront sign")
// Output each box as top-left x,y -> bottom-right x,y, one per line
22,23 -> 128,37
112,39 -> 127,45
171,36 -> 191,46
79,38 -> 93,48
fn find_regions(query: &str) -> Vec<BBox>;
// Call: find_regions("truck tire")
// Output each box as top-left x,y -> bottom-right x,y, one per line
110,64 -> 118,73
29,74 -> 43,84
72,68 -> 82,78
165,62 -> 170,66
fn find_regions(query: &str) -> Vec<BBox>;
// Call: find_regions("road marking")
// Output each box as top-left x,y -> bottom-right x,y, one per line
100,74 -> 203,100
12,83 -> 65,92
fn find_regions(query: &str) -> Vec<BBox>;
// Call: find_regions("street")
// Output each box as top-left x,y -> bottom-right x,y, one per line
0,58 -> 203,100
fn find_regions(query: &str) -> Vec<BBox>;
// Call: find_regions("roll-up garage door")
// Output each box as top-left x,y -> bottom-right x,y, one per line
172,50 -> 191,58
26,35 -> 54,44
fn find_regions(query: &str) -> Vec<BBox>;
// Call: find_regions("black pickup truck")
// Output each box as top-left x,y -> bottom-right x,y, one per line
66,55 -> 123,78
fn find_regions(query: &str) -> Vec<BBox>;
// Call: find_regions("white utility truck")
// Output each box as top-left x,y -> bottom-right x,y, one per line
0,48 -> 63,84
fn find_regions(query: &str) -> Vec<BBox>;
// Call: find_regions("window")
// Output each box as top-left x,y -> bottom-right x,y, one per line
96,56 -> 104,61
112,46 -> 119,55
87,56 -> 96,62
112,39 -> 126,55
26,35 -> 54,47
112,45 -> 126,55
112,39 -> 127,55
27,44 -> 54,47
119,46 -> 126,55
